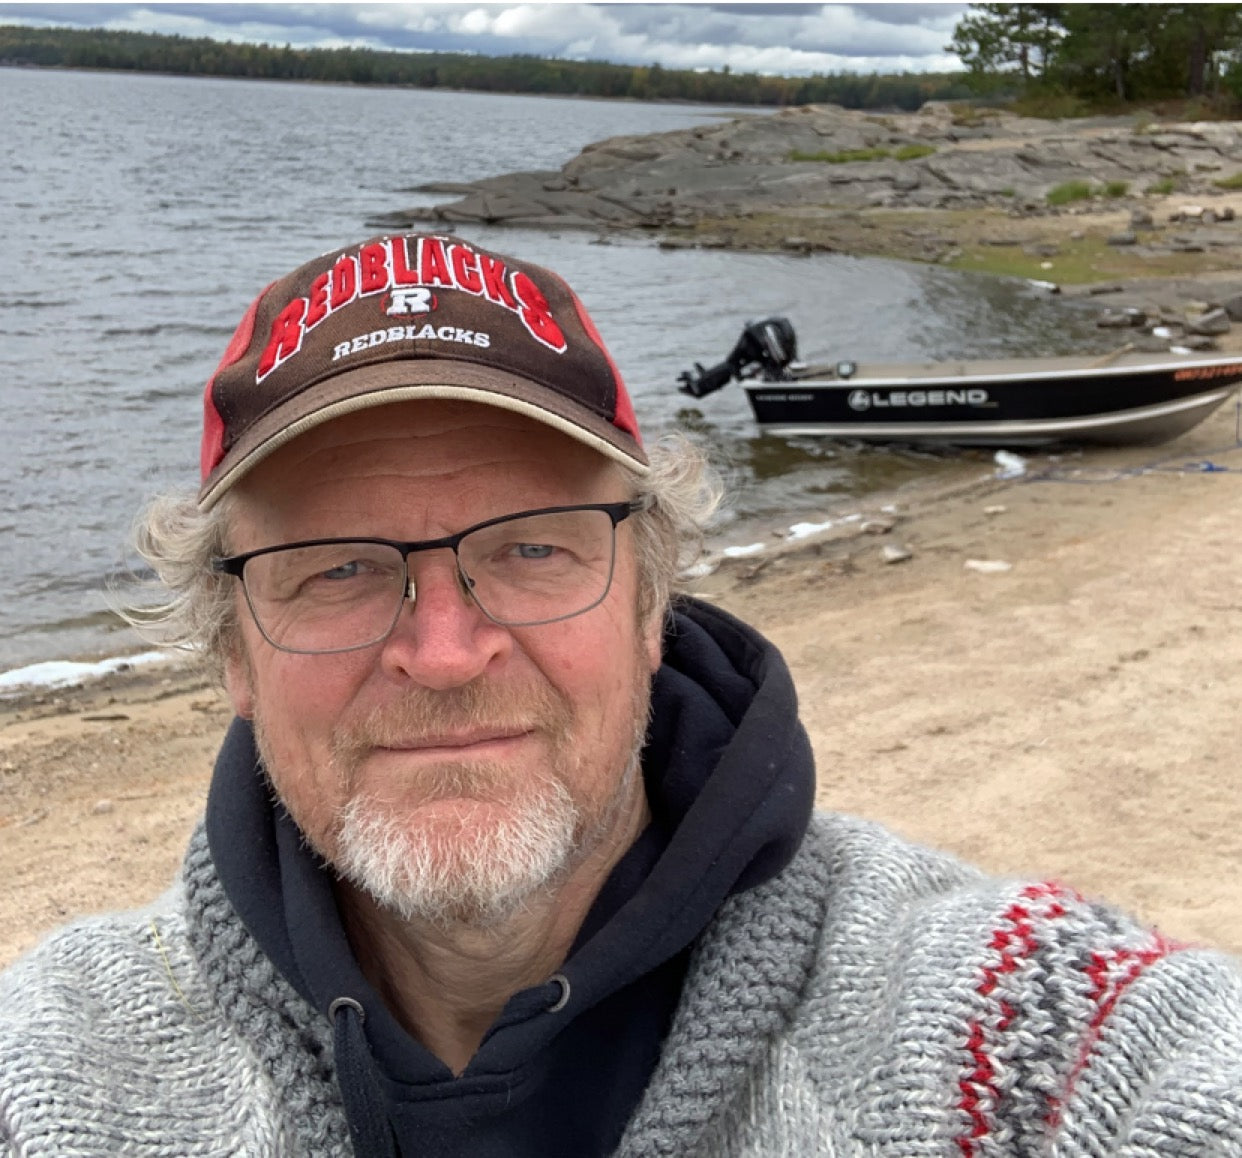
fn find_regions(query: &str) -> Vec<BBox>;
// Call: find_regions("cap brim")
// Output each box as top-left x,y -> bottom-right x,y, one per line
198,359 -> 649,509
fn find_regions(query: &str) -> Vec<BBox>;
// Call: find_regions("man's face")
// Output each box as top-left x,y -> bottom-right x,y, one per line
223,400 -> 662,926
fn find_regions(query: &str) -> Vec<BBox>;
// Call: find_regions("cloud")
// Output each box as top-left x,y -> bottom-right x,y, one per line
2,3 -> 969,74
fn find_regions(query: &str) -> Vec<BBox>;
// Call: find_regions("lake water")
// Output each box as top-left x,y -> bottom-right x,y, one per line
0,68 -> 1106,668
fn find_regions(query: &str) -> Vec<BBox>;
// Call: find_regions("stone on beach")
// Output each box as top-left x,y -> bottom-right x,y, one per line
1187,307 -> 1232,336
1177,334 -> 1220,350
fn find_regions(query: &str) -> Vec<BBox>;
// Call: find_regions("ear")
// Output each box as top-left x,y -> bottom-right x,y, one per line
223,645 -> 255,720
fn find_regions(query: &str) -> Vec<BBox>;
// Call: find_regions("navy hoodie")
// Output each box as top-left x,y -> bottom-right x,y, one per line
205,598 -> 815,1157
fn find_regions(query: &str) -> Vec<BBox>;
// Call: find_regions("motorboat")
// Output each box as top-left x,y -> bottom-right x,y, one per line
676,318 -> 1242,446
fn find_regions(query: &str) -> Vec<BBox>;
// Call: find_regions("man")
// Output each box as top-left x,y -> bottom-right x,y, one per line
2,233 -> 1241,1157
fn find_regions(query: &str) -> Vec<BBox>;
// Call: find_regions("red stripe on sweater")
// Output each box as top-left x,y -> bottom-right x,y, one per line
956,884 -> 1074,1156
958,884 -> 1068,1148
1046,932 -> 1181,1128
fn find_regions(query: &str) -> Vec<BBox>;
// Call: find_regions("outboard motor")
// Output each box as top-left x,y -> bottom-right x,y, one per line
678,317 -> 798,398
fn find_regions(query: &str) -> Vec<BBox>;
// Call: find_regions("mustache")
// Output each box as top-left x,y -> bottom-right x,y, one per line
330,678 -> 575,768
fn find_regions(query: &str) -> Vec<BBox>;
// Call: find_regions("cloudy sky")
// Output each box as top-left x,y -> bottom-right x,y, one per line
2,3 -> 969,75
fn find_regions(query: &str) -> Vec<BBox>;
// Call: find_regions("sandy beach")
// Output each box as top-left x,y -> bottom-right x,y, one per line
3,398 -> 1242,968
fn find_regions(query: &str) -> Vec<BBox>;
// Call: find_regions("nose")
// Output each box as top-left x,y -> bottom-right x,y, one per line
376,551 -> 510,690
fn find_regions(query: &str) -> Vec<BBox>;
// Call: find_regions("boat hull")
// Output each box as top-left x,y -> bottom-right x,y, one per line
745,359 -> 1242,446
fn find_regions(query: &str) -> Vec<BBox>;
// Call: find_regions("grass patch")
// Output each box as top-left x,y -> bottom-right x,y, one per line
1145,176 -> 1179,195
789,147 -> 890,163
1010,92 -> 1091,119
1046,180 -> 1095,206
1044,180 -> 1128,204
789,144 -> 934,164
952,242 -> 1107,282
947,103 -> 1001,128
1214,171 -> 1242,190
688,206 -> 1240,280
948,232 -> 1236,284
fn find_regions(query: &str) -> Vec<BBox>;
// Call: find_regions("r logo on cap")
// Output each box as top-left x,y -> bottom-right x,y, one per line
387,288 -> 435,317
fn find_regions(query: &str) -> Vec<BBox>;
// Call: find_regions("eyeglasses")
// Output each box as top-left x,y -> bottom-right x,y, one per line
211,500 -> 646,655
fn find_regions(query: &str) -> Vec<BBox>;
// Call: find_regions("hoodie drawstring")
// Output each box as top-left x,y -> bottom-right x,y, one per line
330,997 -> 398,1158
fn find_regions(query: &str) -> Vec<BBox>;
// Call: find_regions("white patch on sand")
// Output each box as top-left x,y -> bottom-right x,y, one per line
0,651 -> 171,694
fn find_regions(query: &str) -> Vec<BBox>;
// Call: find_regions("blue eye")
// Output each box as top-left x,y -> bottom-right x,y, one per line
514,543 -> 555,559
321,561 -> 362,580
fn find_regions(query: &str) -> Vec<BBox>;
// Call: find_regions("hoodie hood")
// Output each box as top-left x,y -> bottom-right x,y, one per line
564,598 -> 814,990
205,597 -> 814,1157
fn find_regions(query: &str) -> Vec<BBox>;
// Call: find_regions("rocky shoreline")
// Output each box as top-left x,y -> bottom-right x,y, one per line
372,101 -> 1242,353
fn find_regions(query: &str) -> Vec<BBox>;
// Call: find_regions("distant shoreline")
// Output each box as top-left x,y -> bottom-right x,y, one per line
0,23 -> 967,110
0,62 -> 754,112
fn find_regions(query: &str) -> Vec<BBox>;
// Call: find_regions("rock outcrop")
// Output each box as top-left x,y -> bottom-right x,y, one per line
371,102 -> 1242,233
368,101 -> 1242,352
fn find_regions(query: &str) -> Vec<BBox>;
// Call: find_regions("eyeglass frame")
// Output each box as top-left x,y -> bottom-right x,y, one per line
210,498 -> 648,654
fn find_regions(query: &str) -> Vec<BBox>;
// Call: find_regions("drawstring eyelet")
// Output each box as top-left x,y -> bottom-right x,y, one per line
547,972 -> 571,1013
329,995 -> 366,1024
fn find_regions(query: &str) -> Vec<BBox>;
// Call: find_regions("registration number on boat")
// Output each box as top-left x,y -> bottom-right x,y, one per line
1173,364 -> 1242,381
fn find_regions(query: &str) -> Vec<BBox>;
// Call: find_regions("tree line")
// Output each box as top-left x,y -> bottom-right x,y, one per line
0,24 -> 975,110
950,4 -> 1242,106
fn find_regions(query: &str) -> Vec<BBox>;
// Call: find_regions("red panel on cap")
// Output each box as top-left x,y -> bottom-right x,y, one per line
201,285 -> 268,481
569,290 -> 643,447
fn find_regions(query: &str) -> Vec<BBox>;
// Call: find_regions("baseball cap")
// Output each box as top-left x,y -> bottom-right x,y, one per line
198,232 -> 647,509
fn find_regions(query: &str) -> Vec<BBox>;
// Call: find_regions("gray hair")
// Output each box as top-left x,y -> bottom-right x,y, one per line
120,489 -> 239,680
120,432 -> 722,677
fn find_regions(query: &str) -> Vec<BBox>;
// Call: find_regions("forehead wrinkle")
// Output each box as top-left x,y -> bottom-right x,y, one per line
228,402 -> 629,548
270,419 -> 589,484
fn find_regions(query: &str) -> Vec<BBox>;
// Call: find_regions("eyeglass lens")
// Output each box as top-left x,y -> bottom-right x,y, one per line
239,507 -> 620,653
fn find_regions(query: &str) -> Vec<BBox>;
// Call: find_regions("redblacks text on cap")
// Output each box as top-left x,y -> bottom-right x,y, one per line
198,233 -> 647,509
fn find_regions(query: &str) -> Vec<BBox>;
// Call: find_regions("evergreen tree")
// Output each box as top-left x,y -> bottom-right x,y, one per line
949,4 -> 1064,82
949,2 -> 1242,104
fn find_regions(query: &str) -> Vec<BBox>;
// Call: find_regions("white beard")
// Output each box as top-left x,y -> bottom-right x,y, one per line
254,650 -> 653,931
332,762 -> 581,928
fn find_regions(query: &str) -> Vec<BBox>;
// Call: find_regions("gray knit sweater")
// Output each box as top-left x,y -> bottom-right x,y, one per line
3,812 -> 1241,1156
